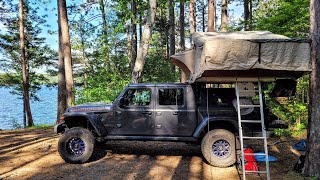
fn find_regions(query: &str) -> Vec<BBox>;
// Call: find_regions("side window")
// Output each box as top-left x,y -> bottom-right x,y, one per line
123,88 -> 151,106
158,88 -> 184,105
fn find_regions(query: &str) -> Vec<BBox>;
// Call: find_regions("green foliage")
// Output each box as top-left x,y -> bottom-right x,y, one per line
76,75 -> 130,104
30,124 -> 51,129
76,52 -> 131,104
274,123 -> 307,137
291,123 -> 307,136
264,77 -> 309,136
252,1 -> 310,137
274,128 -> 291,137
142,32 -> 179,83
0,73 -> 20,86
143,53 -> 179,83
74,0 -> 179,104
253,0 -> 310,37
0,73 -> 57,86
267,97 -> 308,125
296,75 -> 309,104
12,119 -> 23,129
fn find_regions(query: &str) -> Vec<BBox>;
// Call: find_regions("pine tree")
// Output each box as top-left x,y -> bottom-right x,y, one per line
220,0 -> 228,32
58,0 -> 75,107
208,0 -> 215,32
0,0 -> 54,126
131,0 -> 157,83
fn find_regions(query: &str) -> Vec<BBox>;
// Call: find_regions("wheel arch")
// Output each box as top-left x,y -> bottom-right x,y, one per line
193,117 -> 238,138
59,112 -> 107,137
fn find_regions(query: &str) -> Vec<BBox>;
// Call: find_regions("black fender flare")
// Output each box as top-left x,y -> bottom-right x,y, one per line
193,116 -> 238,138
63,112 -> 108,137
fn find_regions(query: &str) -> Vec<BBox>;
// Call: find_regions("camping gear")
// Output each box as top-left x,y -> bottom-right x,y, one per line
170,31 -> 311,83
254,152 -> 277,162
244,147 -> 259,171
292,139 -> 307,151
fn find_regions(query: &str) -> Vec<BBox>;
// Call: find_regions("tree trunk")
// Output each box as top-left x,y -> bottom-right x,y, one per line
207,0 -> 215,32
180,1 -> 185,51
220,0 -> 228,32
80,22 -> 88,88
131,0 -> 157,83
189,0 -> 196,43
304,0 -> 320,177
100,0 -> 108,45
19,0 -> 33,127
244,0 -> 250,31
166,27 -> 169,60
57,0 -> 67,119
249,0 -> 252,30
23,101 -> 26,127
100,0 -> 110,69
131,0 -> 137,71
180,0 -> 187,82
58,0 -> 74,107
168,0 -> 175,73
202,0 -> 205,32
126,19 -> 132,67
139,14 -> 142,43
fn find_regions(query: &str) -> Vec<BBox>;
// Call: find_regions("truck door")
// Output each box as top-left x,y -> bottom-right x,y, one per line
116,87 -> 154,135
154,87 -> 185,136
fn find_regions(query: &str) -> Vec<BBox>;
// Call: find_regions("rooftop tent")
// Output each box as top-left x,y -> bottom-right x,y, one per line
170,31 -> 311,83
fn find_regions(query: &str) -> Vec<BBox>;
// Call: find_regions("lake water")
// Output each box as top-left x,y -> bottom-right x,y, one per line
0,86 -> 57,130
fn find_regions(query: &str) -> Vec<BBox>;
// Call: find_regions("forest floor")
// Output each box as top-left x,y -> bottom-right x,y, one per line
0,127 -> 310,180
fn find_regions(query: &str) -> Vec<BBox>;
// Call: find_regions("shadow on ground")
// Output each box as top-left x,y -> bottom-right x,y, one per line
1,139 -> 240,180
0,128 -> 308,180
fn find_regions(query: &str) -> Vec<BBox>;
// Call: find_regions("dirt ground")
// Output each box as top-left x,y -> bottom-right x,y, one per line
0,127 -> 309,180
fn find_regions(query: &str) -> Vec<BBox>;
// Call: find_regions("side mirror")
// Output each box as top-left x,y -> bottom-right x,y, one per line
118,97 -> 125,107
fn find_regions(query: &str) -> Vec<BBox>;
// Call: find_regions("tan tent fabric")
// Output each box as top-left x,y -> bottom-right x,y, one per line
170,31 -> 311,83
170,49 -> 195,76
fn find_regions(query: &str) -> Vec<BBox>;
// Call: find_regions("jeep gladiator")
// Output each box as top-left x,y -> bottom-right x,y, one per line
55,83 -> 272,167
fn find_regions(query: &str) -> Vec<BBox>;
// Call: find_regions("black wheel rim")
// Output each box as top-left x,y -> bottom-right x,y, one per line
212,139 -> 231,158
67,137 -> 85,157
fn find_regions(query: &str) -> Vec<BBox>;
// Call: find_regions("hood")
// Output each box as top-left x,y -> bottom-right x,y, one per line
67,102 -> 112,112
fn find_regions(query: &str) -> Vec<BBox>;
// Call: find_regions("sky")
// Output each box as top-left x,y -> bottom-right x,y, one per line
38,0 -> 243,51
0,0 -> 244,73
42,0 -> 59,51
0,0 -> 60,49
1,0 -> 244,49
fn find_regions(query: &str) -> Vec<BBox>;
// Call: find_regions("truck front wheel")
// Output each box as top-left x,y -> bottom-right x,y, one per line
201,129 -> 237,167
58,127 -> 95,164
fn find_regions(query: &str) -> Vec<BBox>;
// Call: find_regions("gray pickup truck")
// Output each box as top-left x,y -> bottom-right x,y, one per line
55,83 -> 277,167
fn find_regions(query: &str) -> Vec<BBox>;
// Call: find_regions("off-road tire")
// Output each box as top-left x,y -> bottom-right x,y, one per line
58,127 -> 95,164
201,129 -> 237,167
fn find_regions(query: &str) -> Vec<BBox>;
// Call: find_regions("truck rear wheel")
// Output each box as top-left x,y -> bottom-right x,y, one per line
58,127 -> 95,164
201,129 -> 237,167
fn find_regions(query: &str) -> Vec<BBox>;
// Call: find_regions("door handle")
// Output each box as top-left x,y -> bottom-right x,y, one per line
173,112 -> 179,115
143,111 -> 152,115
